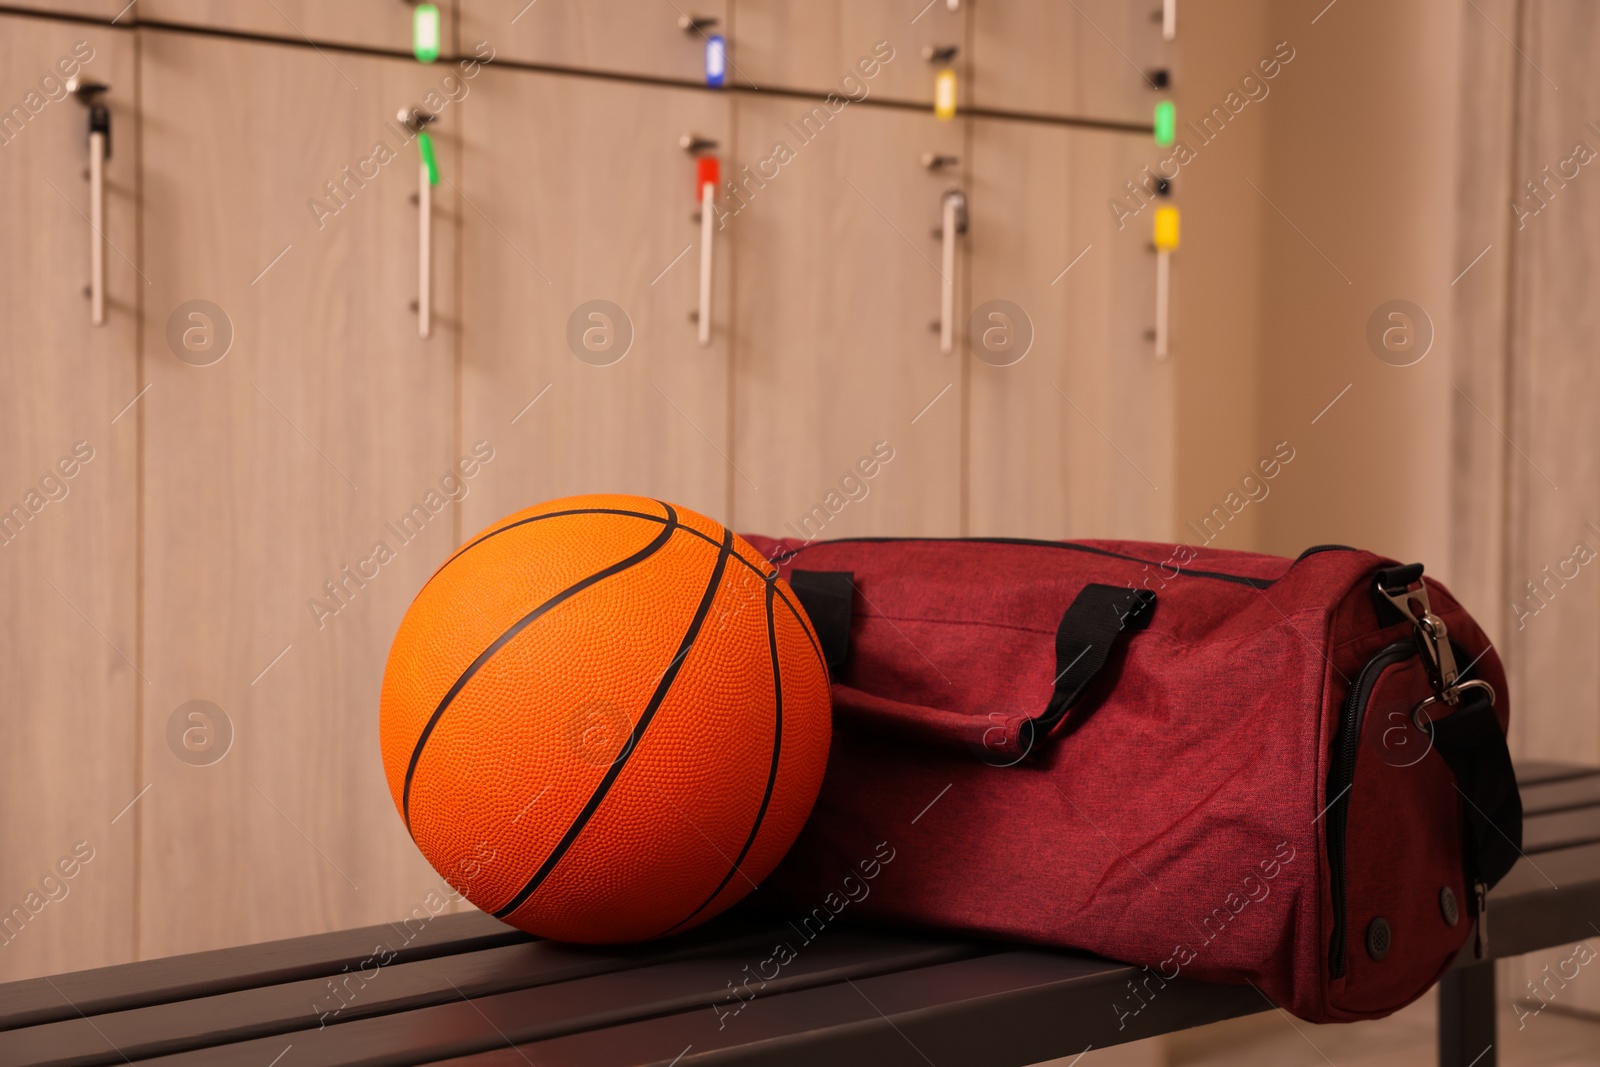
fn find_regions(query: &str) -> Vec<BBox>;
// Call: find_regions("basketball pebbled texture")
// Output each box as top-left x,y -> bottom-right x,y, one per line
379,494 -> 832,942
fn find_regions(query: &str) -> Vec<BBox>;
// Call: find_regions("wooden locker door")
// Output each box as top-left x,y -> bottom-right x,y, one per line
458,69 -> 732,531
2,1 -> 130,18
971,0 -> 1163,124
729,98 -> 963,539
730,0 -> 966,107
139,30 -> 459,960
967,119 -> 1171,540
137,1 -> 454,54
460,1 -> 729,82
0,15 -> 138,983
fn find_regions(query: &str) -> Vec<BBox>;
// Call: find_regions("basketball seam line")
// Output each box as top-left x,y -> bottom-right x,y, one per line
429,502 -> 816,656
422,504 -> 813,642
401,506 -> 682,830
647,512 -> 777,585
624,507 -> 814,658
659,576 -> 787,936
421,506 -> 674,596
773,585 -> 829,684
433,506 -> 776,595
492,525 -> 737,920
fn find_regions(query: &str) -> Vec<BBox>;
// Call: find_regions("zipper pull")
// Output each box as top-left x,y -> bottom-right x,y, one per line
1473,880 -> 1489,960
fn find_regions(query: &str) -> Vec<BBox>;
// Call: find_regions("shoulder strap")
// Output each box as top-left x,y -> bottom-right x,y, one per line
1429,687 -> 1523,888
1372,564 -> 1523,888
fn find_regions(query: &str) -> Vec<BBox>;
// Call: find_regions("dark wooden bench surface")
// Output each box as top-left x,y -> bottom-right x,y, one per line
2,761 -> 1596,1067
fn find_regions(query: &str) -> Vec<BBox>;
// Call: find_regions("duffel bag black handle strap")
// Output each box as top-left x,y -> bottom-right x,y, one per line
788,570 -> 855,675
1430,686 -> 1523,888
1032,584 -> 1157,738
1373,564 -> 1523,889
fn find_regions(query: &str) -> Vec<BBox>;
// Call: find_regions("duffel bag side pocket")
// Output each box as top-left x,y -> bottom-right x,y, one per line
1325,568 -> 1521,1019
1326,644 -> 1470,1016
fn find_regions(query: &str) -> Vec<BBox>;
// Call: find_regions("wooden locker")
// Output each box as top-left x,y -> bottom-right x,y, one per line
729,96 -> 963,538
458,68 -> 733,530
966,119 -> 1172,540
459,0 -> 729,83
137,0 -> 454,55
2,1 -> 132,19
971,0 -> 1163,124
138,30 -> 458,959
0,15 -> 139,982
730,0 -> 966,108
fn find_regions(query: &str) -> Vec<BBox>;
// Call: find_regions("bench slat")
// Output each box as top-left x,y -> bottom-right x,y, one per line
1487,839 -> 1600,958
431,950 -> 1268,1067
1514,761 -> 1600,787
113,931 -> 989,1067
0,920 -> 785,1067
1518,771 -> 1600,816
0,911 -> 524,1033
1520,805 -> 1600,854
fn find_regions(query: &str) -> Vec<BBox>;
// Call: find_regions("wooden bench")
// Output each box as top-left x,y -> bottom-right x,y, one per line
2,761 -> 1596,1067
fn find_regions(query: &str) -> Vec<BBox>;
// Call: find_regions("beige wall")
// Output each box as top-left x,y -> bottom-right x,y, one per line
1170,0 -> 1271,551
1173,1 -> 1476,577
1251,0 -> 1464,571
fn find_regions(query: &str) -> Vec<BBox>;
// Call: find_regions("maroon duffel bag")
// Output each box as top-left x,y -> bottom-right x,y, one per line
739,535 -> 1521,1024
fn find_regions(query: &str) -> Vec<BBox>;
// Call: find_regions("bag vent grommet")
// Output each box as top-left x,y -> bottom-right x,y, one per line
1366,917 -> 1391,960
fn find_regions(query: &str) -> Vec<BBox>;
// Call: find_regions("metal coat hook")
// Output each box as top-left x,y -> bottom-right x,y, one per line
397,107 -> 437,134
681,134 -> 720,347
695,158 -> 719,347
936,189 -> 967,354
679,133 -> 719,155
69,79 -> 110,326
399,108 -> 438,339
1152,206 -> 1179,359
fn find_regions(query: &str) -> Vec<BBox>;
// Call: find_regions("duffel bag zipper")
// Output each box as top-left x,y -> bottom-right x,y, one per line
1296,544 -> 1357,561
1473,880 -> 1489,959
784,536 -> 1279,588
1327,641 -> 1415,979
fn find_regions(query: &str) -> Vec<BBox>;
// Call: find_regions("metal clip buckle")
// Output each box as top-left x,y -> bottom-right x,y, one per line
1411,679 -> 1497,731
1378,578 -> 1464,701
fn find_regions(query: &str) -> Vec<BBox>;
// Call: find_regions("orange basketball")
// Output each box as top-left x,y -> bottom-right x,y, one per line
378,493 -> 832,942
